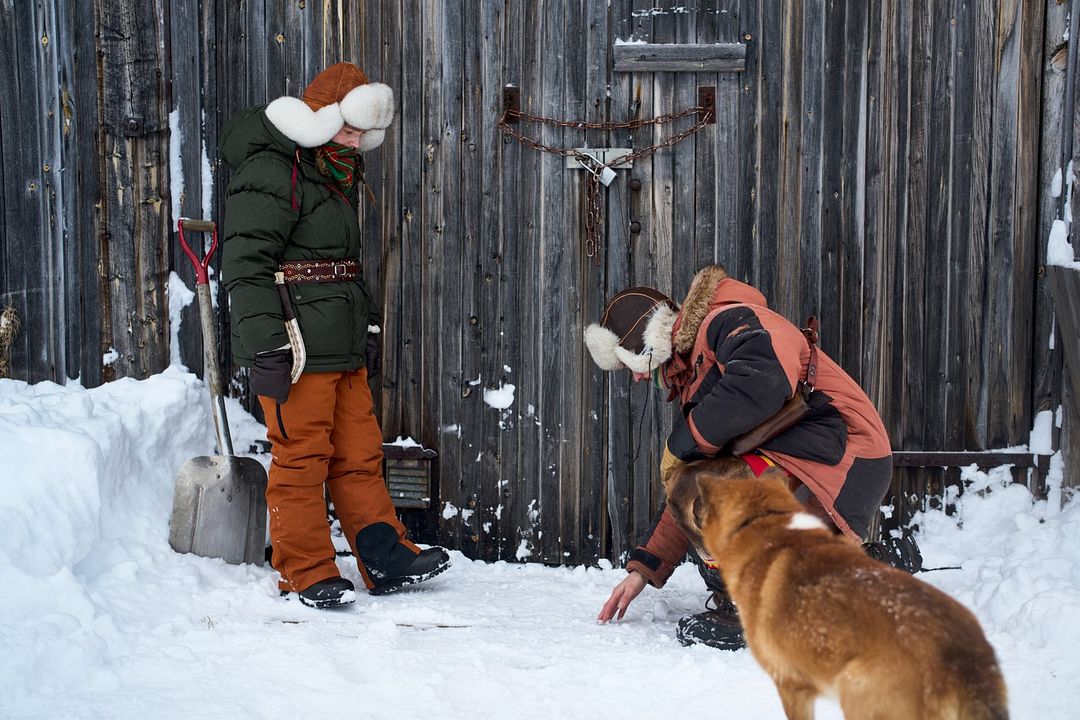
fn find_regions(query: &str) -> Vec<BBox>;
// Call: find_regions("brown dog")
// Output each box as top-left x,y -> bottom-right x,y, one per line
666,457 -> 1008,720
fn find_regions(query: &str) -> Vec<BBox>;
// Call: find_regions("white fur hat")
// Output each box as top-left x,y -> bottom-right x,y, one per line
584,287 -> 678,374
264,62 -> 395,149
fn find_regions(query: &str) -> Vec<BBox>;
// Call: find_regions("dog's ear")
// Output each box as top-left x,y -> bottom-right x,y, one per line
693,474 -> 722,527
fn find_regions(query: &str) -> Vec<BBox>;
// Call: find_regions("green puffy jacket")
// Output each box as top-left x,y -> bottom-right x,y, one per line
219,106 -> 380,372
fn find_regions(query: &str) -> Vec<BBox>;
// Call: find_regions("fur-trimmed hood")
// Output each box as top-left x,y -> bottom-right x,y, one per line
671,265 -> 769,353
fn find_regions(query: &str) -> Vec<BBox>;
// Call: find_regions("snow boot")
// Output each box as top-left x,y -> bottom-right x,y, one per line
675,591 -> 747,650
863,530 -> 923,574
296,576 -> 356,609
355,522 -> 451,596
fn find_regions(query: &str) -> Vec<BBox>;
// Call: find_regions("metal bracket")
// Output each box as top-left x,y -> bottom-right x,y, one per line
502,85 -> 520,123
563,148 -> 634,169
698,86 -> 716,124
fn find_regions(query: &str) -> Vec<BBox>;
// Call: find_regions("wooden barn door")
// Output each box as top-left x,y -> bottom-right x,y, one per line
365,1 -> 750,566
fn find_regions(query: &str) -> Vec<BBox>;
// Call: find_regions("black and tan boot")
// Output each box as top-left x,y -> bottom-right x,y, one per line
356,522 -> 451,595
296,576 -> 356,609
675,591 -> 747,650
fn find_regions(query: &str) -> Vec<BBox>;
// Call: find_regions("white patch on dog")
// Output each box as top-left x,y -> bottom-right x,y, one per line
788,512 -> 828,530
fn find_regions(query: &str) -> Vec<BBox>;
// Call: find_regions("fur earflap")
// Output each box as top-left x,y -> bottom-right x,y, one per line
357,128 -> 386,152
585,304 -> 677,374
641,303 -> 677,364
584,324 -> 624,371
340,83 -> 395,130
265,96 -> 344,148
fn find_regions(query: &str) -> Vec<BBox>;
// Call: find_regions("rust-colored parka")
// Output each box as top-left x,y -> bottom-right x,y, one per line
626,266 -> 893,587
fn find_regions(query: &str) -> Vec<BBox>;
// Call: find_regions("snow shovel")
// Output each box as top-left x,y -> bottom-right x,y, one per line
168,218 -> 267,565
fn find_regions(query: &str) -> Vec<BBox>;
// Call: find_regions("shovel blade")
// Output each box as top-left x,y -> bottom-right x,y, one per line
169,455 -> 268,565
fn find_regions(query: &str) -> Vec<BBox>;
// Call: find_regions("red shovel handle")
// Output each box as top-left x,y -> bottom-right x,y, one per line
178,218 -> 218,285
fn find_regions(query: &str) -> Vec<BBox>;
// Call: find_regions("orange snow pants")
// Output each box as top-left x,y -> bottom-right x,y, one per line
258,369 -> 417,593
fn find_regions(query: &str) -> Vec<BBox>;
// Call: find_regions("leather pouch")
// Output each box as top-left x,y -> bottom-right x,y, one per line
730,382 -> 811,456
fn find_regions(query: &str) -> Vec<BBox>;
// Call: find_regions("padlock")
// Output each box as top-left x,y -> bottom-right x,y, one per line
597,164 -> 616,186
577,152 -> 616,187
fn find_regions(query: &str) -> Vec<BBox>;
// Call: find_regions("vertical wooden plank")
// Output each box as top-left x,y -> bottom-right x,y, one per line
498,0 -> 527,560
395,0 -> 424,443
0,2 -> 10,376
168,0 -> 208,376
57,0 -> 103,386
891,0 -> 931,524
923,1 -> 954,455
700,5 -> 731,268
557,0 -> 583,566
873,1 -> 908,529
984,0 -> 1022,447
1,1 -> 52,383
507,0 -> 544,562
97,0 -> 171,381
216,0 -> 247,405
201,0 -> 230,391
966,0 -> 996,448
699,0 -> 725,274
861,0 -> 886,401
753,0 -> 781,298
671,4 -> 698,292
575,0 -> 610,565
265,0 -> 289,96
897,0 -> 928,457
818,0 -> 845,360
604,0 -> 636,561
436,0 -> 471,557
537,0 -> 570,564
865,0 -> 896,415
239,0 -> 268,108
733,0 -> 760,283
360,2 -> 393,423
475,0 -> 515,561
628,0 -> 662,551
1013,0 -> 1046,447
837,0 -> 867,385
1032,0 -> 1070,431
946,0 -> 976,449
773,0 -> 802,318
797,0 -> 824,321
36,0 -> 67,383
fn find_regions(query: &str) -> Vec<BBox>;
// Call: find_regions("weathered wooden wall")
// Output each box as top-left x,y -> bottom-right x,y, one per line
1,0 -> 1077,565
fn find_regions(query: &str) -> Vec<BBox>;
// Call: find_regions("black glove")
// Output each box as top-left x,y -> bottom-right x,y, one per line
250,348 -> 292,404
365,333 -> 382,378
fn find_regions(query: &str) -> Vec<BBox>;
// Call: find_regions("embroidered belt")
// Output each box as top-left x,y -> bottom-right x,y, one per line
278,258 -> 362,284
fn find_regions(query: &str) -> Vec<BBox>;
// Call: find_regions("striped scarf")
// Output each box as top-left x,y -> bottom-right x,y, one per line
315,142 -> 358,193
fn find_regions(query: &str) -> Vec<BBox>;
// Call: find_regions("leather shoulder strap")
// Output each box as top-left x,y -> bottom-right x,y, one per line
802,315 -> 820,393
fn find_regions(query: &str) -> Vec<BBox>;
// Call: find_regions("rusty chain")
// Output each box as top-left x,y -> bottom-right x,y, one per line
497,106 -> 713,164
584,173 -> 603,265
497,105 -> 714,265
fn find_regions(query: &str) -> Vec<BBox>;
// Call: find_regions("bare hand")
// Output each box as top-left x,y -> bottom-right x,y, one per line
597,571 -> 648,623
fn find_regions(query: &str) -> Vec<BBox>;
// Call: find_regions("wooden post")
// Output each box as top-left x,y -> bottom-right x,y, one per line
97,0 -> 171,380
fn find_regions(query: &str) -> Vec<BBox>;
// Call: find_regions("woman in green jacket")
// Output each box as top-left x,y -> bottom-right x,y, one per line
220,62 -> 449,608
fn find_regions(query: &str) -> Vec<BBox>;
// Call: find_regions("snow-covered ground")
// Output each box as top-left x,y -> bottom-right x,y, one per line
2,369 -> 1078,719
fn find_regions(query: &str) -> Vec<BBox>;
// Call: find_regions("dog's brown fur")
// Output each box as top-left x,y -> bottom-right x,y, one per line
666,457 -> 1008,720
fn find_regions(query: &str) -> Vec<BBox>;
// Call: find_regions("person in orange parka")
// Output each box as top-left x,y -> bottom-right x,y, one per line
584,264 -> 894,650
